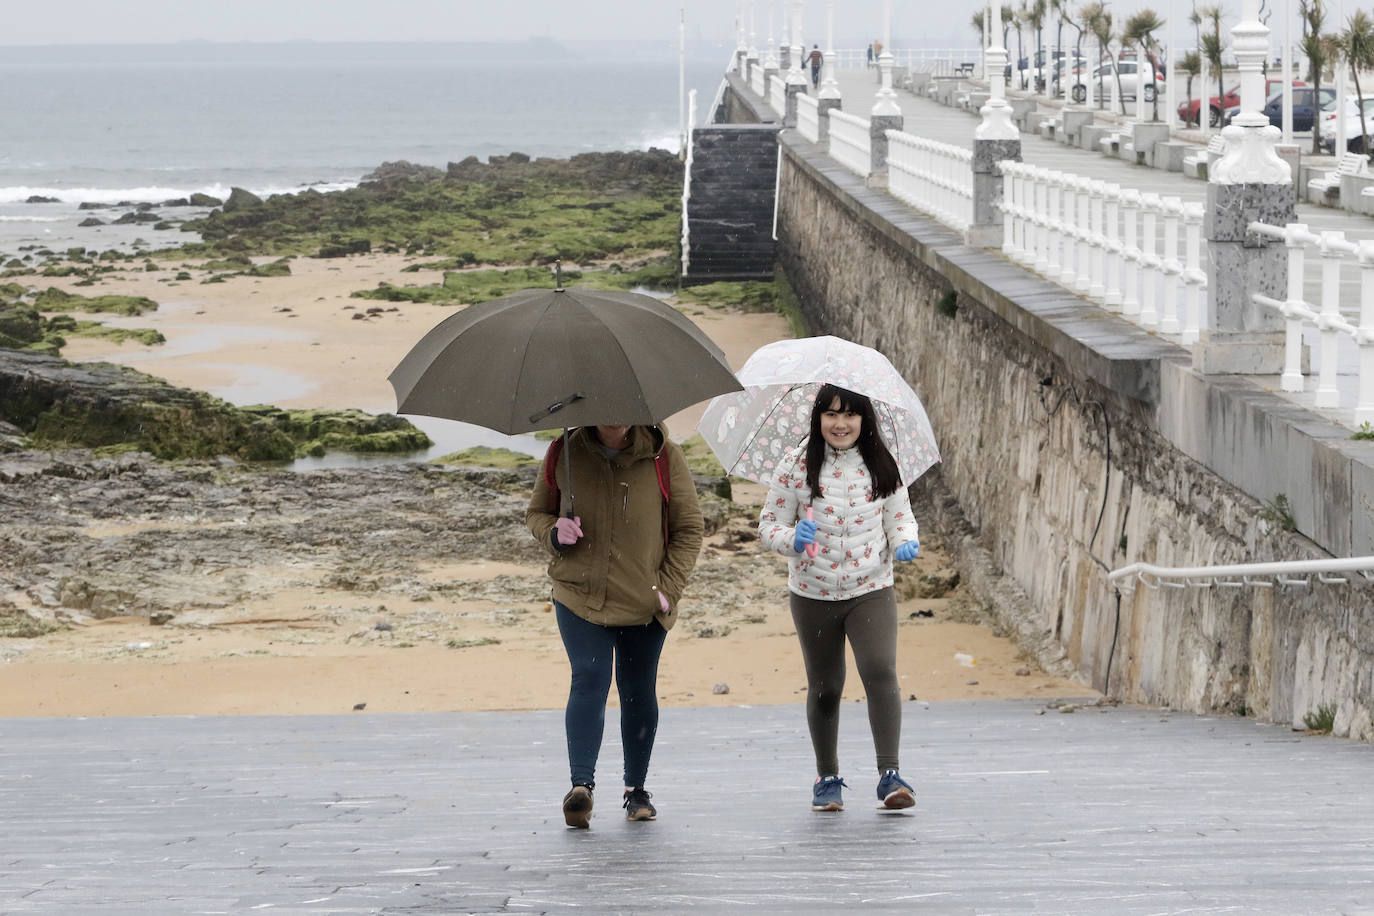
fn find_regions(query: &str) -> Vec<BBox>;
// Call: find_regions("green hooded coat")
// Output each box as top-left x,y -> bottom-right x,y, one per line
526,425 -> 703,631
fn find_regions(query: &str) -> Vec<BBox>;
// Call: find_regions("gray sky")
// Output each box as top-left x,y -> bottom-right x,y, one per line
1,0 -> 1296,52
4,1 -> 971,47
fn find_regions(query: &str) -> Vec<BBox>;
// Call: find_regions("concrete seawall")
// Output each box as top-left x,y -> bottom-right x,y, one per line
719,74 -> 1374,740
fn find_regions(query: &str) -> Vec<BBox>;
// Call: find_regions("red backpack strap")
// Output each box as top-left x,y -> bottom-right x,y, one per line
542,434 -> 565,514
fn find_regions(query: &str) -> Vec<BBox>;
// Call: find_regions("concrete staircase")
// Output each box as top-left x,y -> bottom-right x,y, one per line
681,124 -> 780,285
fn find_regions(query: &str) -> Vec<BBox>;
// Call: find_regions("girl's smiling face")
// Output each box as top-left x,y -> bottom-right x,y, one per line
819,397 -> 861,450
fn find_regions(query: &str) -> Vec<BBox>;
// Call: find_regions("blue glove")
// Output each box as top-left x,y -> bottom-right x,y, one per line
793,518 -> 818,553
895,540 -> 920,562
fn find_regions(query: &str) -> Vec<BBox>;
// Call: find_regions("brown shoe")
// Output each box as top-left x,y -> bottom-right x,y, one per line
562,784 -> 593,828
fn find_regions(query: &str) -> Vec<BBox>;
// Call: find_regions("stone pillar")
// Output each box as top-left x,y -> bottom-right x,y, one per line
869,114 -> 902,187
969,0 -> 1020,247
818,98 -> 841,144
1195,0 -> 1296,375
785,83 -> 807,128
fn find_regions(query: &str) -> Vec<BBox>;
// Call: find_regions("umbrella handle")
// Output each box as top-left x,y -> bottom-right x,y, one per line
805,506 -> 819,559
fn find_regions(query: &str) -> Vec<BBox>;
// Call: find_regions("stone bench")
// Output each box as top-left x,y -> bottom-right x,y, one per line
1308,152 -> 1368,205
1153,141 -> 1191,173
1183,136 -> 1227,179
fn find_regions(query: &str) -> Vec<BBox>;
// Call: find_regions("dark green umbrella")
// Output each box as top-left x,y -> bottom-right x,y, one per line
387,284 -> 742,512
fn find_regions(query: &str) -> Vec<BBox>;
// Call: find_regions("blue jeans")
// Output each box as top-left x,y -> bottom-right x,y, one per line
555,601 -> 667,789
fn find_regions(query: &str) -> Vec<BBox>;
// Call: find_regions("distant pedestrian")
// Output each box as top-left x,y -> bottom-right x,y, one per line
866,42 -> 874,68
527,423 -> 704,828
758,384 -> 921,813
808,44 -> 823,87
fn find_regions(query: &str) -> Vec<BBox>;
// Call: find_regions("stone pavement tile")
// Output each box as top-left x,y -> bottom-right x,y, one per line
2,701 -> 1373,913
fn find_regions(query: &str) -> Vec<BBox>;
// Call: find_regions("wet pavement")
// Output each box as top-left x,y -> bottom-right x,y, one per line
3,699 -> 1373,913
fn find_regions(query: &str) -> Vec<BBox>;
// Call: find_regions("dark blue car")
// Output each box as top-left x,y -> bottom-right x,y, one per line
1224,87 -> 1335,131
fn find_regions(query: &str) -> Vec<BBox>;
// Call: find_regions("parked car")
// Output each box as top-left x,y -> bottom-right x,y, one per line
1178,78 -> 1303,127
1220,86 -> 1334,132
1067,58 -> 1164,103
1319,95 -> 1374,152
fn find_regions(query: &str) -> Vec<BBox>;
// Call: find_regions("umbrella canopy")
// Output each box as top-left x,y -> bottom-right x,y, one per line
696,336 -> 940,485
388,287 -> 742,435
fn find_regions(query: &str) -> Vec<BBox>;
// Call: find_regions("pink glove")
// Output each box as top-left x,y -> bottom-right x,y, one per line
657,591 -> 671,613
553,516 -> 583,546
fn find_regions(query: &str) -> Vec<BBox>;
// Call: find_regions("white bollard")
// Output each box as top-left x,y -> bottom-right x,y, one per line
1160,197 -> 1183,334
1357,240 -> 1374,427
1120,189 -> 1141,317
1138,193 -> 1162,328
1103,185 -> 1123,309
1280,223 -> 1308,393
1316,231 -> 1344,409
1181,202 -> 1205,344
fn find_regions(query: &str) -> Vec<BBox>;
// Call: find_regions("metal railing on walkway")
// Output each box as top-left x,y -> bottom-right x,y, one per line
1249,221 -> 1374,426
829,49 -> 981,75
680,90 -> 698,276
886,130 -> 973,232
1001,162 -> 1207,344
828,109 -> 871,178
1109,555 -> 1374,595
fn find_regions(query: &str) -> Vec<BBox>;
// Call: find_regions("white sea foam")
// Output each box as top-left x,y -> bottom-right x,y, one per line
0,180 -> 359,206
0,215 -> 65,223
639,131 -> 683,155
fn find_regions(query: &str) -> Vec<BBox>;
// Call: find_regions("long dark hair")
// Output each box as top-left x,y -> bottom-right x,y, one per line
804,384 -> 901,500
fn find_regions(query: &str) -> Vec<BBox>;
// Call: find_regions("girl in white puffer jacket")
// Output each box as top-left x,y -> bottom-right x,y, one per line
759,384 -> 921,814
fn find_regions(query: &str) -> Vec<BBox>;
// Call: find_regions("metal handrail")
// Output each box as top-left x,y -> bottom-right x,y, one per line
680,89 -> 698,276
1108,556 -> 1374,595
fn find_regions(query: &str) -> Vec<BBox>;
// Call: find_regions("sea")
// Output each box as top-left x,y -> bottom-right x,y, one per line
1,39 -> 732,467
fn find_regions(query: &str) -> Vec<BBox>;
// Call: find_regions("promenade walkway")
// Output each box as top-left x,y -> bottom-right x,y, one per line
815,67 -> 1372,422
3,701 -> 1373,912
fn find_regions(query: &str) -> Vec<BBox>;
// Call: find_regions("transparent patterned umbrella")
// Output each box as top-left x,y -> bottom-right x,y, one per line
696,336 -> 940,485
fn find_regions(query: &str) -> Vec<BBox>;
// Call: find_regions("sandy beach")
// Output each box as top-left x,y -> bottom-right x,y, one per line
3,252 -> 1092,717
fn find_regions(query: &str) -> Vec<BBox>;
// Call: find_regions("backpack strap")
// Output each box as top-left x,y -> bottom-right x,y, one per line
653,451 -> 671,543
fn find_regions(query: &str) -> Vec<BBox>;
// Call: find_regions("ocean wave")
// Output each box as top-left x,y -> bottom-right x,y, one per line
638,131 -> 684,154
0,179 -> 360,205
0,215 -> 65,222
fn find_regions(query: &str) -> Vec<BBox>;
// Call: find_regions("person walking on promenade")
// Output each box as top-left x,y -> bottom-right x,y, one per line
528,423 -> 704,829
807,44 -> 824,88
866,42 -> 874,68
758,385 -> 920,813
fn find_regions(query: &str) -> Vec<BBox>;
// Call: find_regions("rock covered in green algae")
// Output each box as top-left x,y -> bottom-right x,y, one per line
237,405 -> 432,458
33,287 -> 159,316
432,446 -> 539,469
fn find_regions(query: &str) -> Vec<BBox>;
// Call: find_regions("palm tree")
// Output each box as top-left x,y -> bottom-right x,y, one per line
1088,5 -> 1119,110
1064,4 -> 1088,101
1016,3 -> 1031,87
1199,5 -> 1225,127
1301,0 -> 1333,154
1179,49 -> 1202,120
1125,9 -> 1167,120
972,8 -> 986,47
1051,0 -> 1067,97
1029,0 -> 1048,93
1003,3 -> 1017,49
1343,9 -> 1374,156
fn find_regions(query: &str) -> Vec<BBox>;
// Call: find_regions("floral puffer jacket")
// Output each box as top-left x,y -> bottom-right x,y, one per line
758,445 -> 919,600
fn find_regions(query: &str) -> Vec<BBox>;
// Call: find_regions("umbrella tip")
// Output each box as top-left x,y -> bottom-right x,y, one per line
554,260 -> 562,291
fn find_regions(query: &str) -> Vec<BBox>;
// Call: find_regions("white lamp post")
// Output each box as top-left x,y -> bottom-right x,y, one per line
820,0 -> 841,100
873,0 -> 900,116
1282,0 -> 1293,142
978,0 -> 1019,139
786,0 -> 807,86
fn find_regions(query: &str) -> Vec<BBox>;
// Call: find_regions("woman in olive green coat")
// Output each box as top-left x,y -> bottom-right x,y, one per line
527,423 -> 703,828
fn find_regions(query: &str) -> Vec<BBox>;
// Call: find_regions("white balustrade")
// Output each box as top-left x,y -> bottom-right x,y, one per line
885,130 -> 973,232
826,48 -> 981,73
999,161 -> 1207,343
751,63 -> 766,97
1250,222 -> 1374,426
827,109 -> 871,178
768,73 -> 787,116
796,92 -> 821,143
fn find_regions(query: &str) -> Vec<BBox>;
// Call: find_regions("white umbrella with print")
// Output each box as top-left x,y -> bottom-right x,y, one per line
696,336 -> 940,487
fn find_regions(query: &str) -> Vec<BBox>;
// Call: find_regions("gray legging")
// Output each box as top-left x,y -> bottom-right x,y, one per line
789,587 -> 902,776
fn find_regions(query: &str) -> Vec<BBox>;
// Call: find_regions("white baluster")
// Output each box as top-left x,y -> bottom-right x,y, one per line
1120,189 -> 1141,317
1005,162 -> 1016,258
1045,174 -> 1063,277
1033,169 -> 1050,273
1103,185 -> 1123,309
1089,181 -> 1106,299
1075,179 -> 1093,293
1279,223 -> 1308,393
1181,202 -> 1205,345
1138,193 -> 1162,327
1159,196 -> 1183,334
1358,240 -> 1374,427
1059,177 -> 1079,285
1316,231 -> 1343,409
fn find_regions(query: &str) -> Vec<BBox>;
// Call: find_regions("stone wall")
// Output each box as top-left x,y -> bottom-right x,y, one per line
759,105 -> 1374,740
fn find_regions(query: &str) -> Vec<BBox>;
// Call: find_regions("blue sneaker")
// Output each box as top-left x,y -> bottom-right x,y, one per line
811,775 -> 848,811
876,769 -> 915,809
